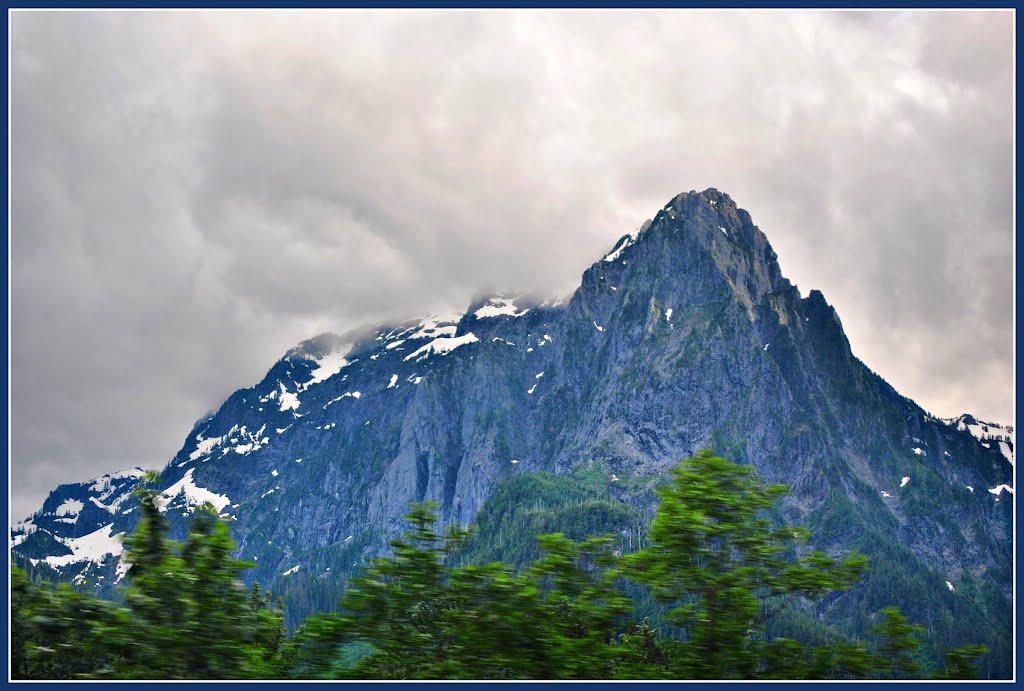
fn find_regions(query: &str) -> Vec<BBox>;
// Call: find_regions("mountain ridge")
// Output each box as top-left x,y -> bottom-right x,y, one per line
11,187 -> 1013,673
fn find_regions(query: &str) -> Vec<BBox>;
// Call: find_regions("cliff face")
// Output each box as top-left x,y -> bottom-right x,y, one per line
13,188 -> 1013,671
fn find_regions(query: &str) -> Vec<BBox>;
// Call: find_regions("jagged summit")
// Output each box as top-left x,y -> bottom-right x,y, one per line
288,188 -> 800,373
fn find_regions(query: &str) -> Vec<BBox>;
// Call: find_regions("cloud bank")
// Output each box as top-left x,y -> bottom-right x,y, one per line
11,10 -> 1013,518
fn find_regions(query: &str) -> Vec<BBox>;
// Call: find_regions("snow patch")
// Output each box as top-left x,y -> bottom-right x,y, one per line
271,469 -> 279,477
282,565 -> 301,576
408,314 -> 461,341
278,384 -> 301,412
55,499 -> 84,517
912,447 -> 926,457
900,477 -> 910,488
947,415 -> 1014,465
114,553 -> 133,582
158,469 -> 231,513
88,468 -> 147,493
475,297 -> 530,319
665,309 -> 673,322
325,392 -> 361,408
988,484 -> 1014,497
191,428 -> 237,461
44,523 -> 125,569
604,231 -> 639,263
227,425 -> 270,456
299,346 -> 353,390
404,332 -> 480,363
946,581 -> 955,592
594,321 -> 605,332
387,374 -> 398,389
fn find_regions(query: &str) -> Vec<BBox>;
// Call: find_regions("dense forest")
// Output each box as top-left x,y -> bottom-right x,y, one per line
11,452 -> 991,680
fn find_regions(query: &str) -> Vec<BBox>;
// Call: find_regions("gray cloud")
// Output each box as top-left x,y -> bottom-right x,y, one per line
10,10 -> 1013,519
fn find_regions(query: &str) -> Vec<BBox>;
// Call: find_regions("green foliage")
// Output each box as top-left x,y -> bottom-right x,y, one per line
933,644 -> 990,680
12,452 -> 992,681
290,502 -> 633,679
867,607 -> 924,678
12,489 -> 286,680
457,471 -> 641,568
288,453 -> 987,680
622,450 -> 868,678
804,477 -> 1009,677
11,565 -> 131,678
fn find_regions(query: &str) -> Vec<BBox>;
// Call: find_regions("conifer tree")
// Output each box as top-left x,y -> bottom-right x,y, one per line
621,450 -> 868,678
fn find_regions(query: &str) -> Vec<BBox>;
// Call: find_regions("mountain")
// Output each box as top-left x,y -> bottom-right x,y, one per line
938,413 -> 1014,467
10,468 -> 145,587
11,189 -> 1013,674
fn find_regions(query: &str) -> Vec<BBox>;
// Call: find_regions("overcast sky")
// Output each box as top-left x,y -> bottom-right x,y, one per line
10,10 -> 1013,519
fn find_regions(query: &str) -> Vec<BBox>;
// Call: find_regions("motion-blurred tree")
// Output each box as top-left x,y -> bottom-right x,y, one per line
12,482 -> 286,680
621,449 -> 868,678
291,502 -> 632,679
12,453 -> 990,681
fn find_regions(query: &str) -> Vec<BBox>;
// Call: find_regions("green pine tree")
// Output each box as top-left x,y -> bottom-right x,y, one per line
621,450 -> 868,679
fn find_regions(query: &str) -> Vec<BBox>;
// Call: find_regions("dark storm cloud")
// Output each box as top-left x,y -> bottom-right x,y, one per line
10,10 -> 1013,518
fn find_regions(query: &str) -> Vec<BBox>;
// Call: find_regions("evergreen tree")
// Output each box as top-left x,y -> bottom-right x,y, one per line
293,502 -> 634,679
933,644 -> 990,680
621,450 -> 868,678
12,482 -> 287,680
11,452 -> 992,681
867,607 -> 924,678
118,488 -> 192,677
10,566 -> 131,679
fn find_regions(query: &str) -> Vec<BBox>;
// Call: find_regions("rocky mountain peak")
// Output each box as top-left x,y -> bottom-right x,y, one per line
577,189 -> 795,331
12,189 -> 1012,674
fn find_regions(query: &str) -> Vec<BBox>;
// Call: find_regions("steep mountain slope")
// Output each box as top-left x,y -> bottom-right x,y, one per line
12,189 -> 1013,672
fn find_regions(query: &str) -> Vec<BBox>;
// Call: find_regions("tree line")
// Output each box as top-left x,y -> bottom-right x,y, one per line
11,451 -> 989,680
